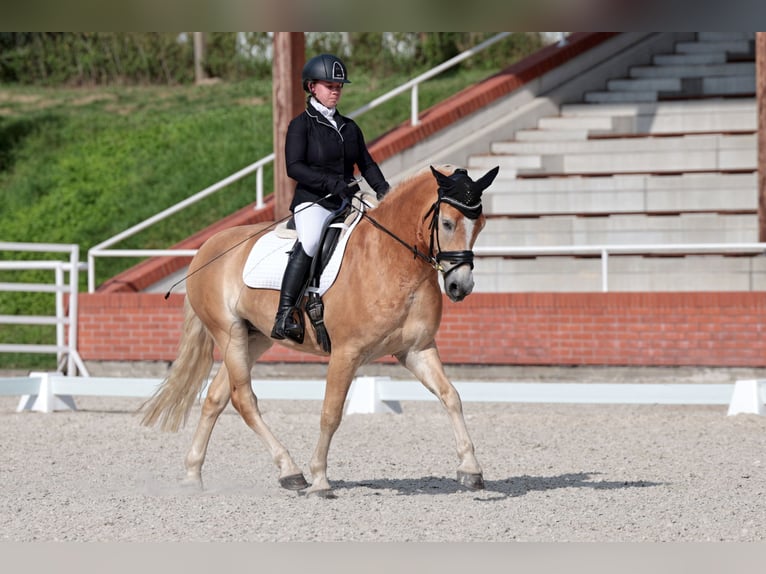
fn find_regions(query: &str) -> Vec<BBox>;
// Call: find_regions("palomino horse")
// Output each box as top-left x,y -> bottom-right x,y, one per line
140,164 -> 499,497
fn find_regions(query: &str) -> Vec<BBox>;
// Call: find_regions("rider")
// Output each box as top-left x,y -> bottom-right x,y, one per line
271,53 -> 391,342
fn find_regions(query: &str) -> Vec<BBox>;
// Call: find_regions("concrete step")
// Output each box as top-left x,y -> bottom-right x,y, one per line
606,77 -> 683,92
697,32 -> 755,42
524,148 -> 753,175
597,75 -> 754,98
535,115 -> 617,132
486,172 -> 754,194
482,173 -> 756,216
584,91 -> 659,104
584,81 -> 754,104
475,139 -> 755,177
490,133 -> 755,156
629,62 -> 754,79
558,99 -> 756,135
560,99 -> 755,118
675,40 -> 754,55
464,155 -> 520,173
514,129 -> 589,142
695,75 -> 755,95
653,53 -> 727,66
473,255 -> 766,293
476,213 -> 758,247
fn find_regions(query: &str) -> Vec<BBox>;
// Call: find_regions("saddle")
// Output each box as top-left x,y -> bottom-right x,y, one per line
243,191 -> 376,352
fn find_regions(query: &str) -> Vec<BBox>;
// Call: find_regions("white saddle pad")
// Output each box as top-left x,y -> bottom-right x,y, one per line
242,205 -> 364,296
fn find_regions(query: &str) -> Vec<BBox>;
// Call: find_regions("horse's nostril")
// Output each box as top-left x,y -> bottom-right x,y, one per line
448,283 -> 464,301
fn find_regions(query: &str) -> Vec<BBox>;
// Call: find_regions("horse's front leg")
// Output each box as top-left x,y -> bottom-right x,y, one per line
307,355 -> 358,497
398,342 -> 484,490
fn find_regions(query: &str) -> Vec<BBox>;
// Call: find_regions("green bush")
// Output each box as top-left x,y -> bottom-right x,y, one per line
0,32 -> 544,86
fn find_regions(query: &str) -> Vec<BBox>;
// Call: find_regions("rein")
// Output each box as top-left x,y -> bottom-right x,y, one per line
358,209 -> 443,271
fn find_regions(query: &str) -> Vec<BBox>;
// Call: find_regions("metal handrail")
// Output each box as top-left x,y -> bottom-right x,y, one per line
86,32 -> 522,293
86,241 -> 766,294
473,242 -> 766,292
347,32 -> 512,125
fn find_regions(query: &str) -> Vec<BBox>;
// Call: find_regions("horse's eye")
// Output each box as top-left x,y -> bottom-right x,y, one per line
441,218 -> 455,232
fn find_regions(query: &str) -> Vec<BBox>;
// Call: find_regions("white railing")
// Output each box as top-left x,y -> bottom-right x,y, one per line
87,241 -> 766,294
86,32 -> 527,293
474,242 -> 766,292
0,242 -> 88,376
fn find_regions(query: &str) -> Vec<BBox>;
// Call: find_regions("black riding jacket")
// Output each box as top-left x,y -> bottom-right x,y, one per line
285,104 -> 389,212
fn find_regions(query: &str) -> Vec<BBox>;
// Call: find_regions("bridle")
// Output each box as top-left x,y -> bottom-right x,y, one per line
358,180 -> 482,282
423,192 -> 481,282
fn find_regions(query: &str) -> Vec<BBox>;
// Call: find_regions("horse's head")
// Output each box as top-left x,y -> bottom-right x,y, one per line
428,165 -> 499,302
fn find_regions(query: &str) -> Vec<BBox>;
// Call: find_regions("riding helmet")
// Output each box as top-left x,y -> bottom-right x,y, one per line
302,54 -> 351,92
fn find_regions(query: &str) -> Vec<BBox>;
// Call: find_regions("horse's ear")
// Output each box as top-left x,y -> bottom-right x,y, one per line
430,165 -> 452,187
474,166 -> 500,194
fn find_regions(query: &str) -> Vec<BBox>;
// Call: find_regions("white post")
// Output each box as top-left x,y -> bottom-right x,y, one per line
411,83 -> 420,126
67,245 -> 80,376
601,249 -> 609,292
54,263 -> 65,368
727,380 -> 766,416
17,372 -> 77,413
345,377 -> 402,415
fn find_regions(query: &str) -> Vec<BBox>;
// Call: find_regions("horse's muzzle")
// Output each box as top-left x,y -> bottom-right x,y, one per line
442,263 -> 475,302
439,250 -> 475,302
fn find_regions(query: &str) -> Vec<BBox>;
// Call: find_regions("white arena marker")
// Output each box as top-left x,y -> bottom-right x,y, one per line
345,376 -> 402,415
16,372 -> 76,413
727,380 -> 766,416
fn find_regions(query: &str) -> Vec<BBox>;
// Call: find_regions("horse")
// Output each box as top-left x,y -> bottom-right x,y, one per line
140,163 -> 500,497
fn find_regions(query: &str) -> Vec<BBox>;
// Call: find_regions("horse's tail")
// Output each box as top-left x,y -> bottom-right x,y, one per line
139,298 -> 214,432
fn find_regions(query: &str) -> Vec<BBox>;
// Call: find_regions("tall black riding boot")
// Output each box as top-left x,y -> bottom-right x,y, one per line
271,242 -> 313,343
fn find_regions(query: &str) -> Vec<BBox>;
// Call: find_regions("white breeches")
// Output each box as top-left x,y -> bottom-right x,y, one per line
293,202 -> 334,257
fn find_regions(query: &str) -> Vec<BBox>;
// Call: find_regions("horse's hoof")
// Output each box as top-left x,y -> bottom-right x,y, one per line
307,488 -> 337,499
457,471 -> 485,491
279,473 -> 309,491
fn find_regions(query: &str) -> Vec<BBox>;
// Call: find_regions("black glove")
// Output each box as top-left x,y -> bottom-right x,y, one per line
346,179 -> 360,196
376,182 -> 391,201
329,178 -> 346,196
330,177 -> 359,198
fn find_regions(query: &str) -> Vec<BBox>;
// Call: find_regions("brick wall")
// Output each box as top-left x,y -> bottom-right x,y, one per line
76,291 -> 766,367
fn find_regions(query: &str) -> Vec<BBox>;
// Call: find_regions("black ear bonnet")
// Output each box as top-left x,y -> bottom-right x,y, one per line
429,165 -> 499,219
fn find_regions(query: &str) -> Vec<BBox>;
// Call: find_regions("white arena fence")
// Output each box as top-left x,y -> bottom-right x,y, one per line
0,242 -> 88,376
1,372 -> 764,417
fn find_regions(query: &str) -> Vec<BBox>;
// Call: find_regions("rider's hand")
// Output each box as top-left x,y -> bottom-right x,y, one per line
331,177 -> 359,198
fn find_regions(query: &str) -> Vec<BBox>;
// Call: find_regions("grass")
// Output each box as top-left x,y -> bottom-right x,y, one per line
0,65 -> 510,369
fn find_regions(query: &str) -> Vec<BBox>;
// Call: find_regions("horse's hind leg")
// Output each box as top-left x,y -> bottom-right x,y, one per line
222,327 -> 308,491
184,365 -> 231,488
398,342 -> 485,490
